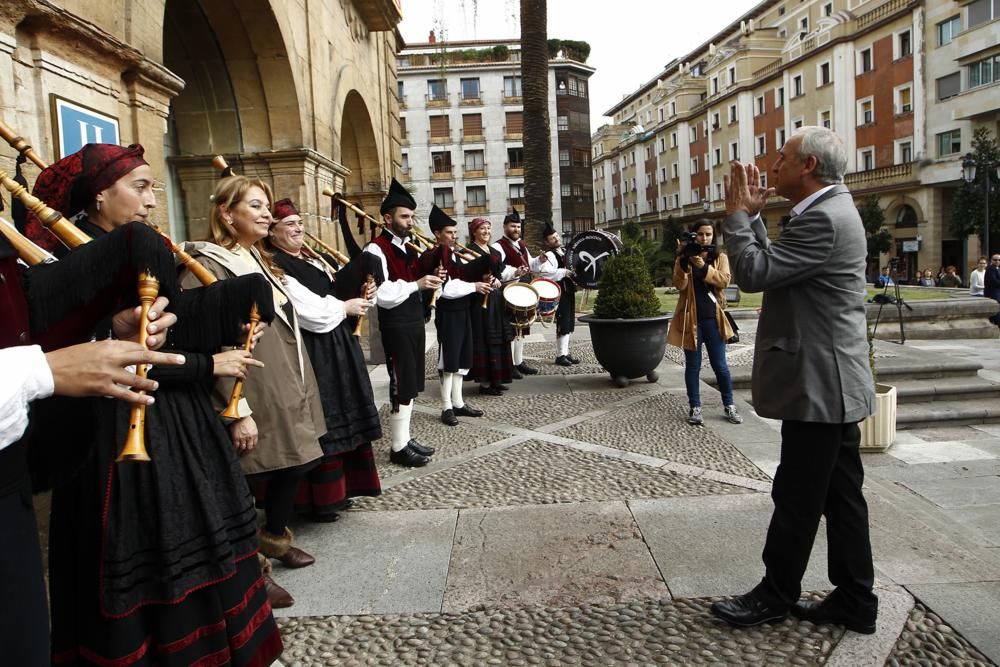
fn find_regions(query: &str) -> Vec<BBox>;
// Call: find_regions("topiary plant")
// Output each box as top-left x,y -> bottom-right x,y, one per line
593,249 -> 661,319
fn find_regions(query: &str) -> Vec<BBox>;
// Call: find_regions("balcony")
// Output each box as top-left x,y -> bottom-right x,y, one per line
950,81 -> 1000,121
460,129 -> 484,143
505,162 -> 524,177
428,132 -> 452,145
503,126 -> 523,141
856,0 -> 909,31
351,0 -> 402,31
430,166 -> 454,180
425,93 -> 451,108
465,202 -> 489,215
508,197 -> 525,208
463,166 -> 487,179
501,91 -> 523,104
844,162 -> 917,189
459,95 -> 482,107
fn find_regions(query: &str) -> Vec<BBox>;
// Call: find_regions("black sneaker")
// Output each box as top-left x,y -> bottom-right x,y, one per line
440,409 -> 458,426
516,362 -> 539,375
555,355 -> 573,367
566,354 -> 581,365
407,439 -> 435,456
454,404 -> 484,417
389,444 -> 429,467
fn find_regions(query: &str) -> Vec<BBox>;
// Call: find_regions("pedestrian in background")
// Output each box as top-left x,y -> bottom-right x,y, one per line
938,266 -> 963,288
918,269 -> 936,287
969,257 -> 987,296
985,255 -> 1000,327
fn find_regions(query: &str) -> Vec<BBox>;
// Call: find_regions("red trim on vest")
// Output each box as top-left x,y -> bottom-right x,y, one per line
498,237 -> 529,268
373,232 -> 422,281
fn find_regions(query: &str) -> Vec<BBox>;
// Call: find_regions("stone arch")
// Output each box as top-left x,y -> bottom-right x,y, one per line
886,195 -> 925,229
340,90 -> 382,195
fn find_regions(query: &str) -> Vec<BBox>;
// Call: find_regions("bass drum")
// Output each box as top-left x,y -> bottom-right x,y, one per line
565,230 -> 623,289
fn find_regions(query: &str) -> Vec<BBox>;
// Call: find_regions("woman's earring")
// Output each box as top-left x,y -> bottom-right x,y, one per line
96,200 -> 102,212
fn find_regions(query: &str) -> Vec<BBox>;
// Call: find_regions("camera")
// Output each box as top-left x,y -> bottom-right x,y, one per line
681,231 -> 717,260
888,257 -> 901,269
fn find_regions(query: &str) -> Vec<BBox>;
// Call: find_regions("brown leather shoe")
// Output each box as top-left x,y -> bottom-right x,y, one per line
264,575 -> 294,609
277,545 -> 315,569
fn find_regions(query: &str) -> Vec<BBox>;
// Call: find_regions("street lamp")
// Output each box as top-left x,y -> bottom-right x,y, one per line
962,153 -> 1000,257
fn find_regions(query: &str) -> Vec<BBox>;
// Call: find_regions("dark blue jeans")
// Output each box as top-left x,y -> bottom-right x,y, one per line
684,317 -> 735,408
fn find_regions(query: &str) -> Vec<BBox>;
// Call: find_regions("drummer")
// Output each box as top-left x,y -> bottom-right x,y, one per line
492,208 -> 549,378
537,224 -> 579,366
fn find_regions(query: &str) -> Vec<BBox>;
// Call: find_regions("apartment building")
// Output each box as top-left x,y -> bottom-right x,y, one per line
397,36 -> 596,240
593,0 -> 1000,278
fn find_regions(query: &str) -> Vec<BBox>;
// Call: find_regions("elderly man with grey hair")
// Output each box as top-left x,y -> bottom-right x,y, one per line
710,126 -> 878,634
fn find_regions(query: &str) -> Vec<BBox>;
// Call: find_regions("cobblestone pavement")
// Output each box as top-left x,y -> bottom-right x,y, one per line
275,321 -> 999,666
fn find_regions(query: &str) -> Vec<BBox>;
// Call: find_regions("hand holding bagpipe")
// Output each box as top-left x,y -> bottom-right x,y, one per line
351,274 -> 375,336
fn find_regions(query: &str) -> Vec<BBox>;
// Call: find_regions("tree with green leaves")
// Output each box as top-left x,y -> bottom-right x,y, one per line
858,193 -> 891,282
951,126 -> 1000,256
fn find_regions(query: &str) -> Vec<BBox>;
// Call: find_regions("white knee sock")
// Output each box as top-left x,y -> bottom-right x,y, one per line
512,339 -> 524,365
557,334 -> 570,357
451,374 -> 466,409
390,402 -> 412,452
440,373 -> 455,411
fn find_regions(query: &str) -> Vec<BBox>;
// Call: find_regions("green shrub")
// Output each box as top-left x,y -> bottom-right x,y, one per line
593,249 -> 661,319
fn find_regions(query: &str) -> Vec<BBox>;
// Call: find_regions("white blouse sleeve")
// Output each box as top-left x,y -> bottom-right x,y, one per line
283,275 -> 347,334
0,346 -> 55,450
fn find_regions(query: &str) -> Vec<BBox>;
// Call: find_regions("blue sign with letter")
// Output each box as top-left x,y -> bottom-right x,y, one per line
53,97 -> 120,158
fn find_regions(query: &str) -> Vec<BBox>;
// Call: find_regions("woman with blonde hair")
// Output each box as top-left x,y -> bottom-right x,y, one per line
668,219 -> 742,426
181,175 -> 327,606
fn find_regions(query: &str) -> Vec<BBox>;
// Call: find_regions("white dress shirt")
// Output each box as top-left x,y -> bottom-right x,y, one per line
364,233 -> 420,309
0,346 -> 54,450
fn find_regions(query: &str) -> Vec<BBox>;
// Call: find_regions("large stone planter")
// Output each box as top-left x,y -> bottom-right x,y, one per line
578,313 -> 671,387
859,383 -> 896,452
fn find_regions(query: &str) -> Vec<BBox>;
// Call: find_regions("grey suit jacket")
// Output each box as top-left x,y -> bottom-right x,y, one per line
722,184 -> 874,423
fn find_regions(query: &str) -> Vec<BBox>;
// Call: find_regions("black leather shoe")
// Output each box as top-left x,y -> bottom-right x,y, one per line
710,593 -> 787,628
440,409 -> 459,426
389,444 -> 429,467
567,354 -> 581,364
479,385 -> 502,396
454,404 -> 484,417
496,383 -> 510,391
407,439 -> 435,456
516,362 -> 539,375
791,597 -> 877,634
555,355 -> 573,367
511,366 -> 523,380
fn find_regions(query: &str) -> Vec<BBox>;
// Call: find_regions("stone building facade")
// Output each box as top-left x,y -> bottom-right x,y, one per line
593,0 -> 1000,281
0,0 -> 404,253
397,37 -> 595,242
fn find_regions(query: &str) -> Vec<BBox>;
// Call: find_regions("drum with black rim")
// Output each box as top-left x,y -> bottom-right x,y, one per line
565,230 -> 623,289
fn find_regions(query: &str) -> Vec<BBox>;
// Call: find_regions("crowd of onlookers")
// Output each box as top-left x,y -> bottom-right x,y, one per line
875,257 -> 995,293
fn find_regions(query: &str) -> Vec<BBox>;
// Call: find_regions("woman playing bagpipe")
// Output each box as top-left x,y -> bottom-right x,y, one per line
465,217 -> 518,395
19,143 -> 283,665
257,197 -> 383,522
179,175 -> 327,592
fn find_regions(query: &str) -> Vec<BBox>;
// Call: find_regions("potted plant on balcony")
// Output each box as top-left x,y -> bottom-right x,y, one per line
579,247 -> 671,387
859,325 -> 897,452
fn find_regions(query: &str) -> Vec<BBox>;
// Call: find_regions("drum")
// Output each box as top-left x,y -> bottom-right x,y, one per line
530,277 -> 562,325
565,230 -> 624,289
503,282 -> 539,333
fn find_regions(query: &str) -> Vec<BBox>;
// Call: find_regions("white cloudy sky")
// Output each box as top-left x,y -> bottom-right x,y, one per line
399,0 -> 762,131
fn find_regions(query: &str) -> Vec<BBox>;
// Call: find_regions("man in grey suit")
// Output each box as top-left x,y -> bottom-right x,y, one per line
710,126 -> 878,634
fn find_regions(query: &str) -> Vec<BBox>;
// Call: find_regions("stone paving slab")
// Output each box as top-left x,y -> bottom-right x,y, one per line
352,440 -> 752,512
899,474 -> 1000,508
887,440 -> 998,465
442,501 -> 669,613
275,596 -> 842,666
887,597 -> 998,666
554,392 -> 771,482
941,505 -> 1000,547
824,584 -> 914,667
871,459 -> 1000,484
629,494 -> 834,599
272,509 -> 457,618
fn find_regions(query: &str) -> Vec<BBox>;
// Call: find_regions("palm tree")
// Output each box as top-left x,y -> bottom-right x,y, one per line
520,0 -> 551,250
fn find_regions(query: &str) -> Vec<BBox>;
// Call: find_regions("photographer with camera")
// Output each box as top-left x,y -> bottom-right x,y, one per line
667,219 -> 742,426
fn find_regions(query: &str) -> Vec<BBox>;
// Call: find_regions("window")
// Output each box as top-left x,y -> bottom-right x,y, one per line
793,117 -> 804,129
728,104 -> 737,123
792,74 -> 803,97
671,162 -> 679,179
819,109 -> 831,129
690,127 -> 698,143
507,148 -> 524,170
729,141 -> 739,161
778,6 -> 785,15
466,185 -> 486,206
759,173 -> 767,189
460,78 -> 480,100
859,148 -> 875,171
715,183 -> 723,200
858,98 -> 874,125
397,80 -> 404,100
818,62 -> 831,86
670,101 -> 677,117
756,134 -> 766,156
897,30 -> 912,59
776,86 -> 785,107
937,72 -> 961,100
755,95 -> 765,116
503,76 -> 522,97
896,139 -> 913,164
858,48 -> 873,74
557,115 -> 569,131
559,149 -> 570,167
505,111 -> 523,135
432,151 -> 452,173
969,54 -> 1000,88
657,138 -> 665,153
713,147 -> 722,166
429,115 -> 450,139
776,127 -> 786,148
937,16 -> 961,46
670,132 -> 677,148
462,113 -> 483,138
823,2 -> 832,16
401,153 -> 409,175
800,16 -> 809,31
399,116 -> 407,140
433,187 -> 454,208
968,0 -> 1000,28
895,85 -> 912,114
659,107 -> 665,122
712,112 -> 721,129
464,150 -> 484,171
561,184 -> 572,197
691,156 -> 699,173
567,77 -> 579,96
691,190 -> 700,204
572,149 -> 590,167
427,79 -> 447,101
711,77 -> 719,95
937,129 -> 961,156
509,183 -> 525,203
